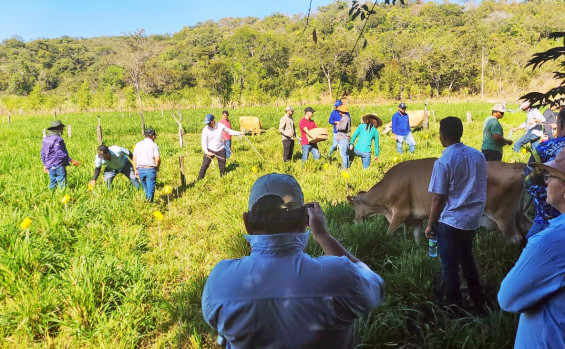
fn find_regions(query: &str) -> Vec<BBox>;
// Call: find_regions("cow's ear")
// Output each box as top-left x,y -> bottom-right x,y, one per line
346,195 -> 355,205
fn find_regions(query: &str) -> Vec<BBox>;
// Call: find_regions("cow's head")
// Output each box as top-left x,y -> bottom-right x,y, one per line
347,191 -> 371,222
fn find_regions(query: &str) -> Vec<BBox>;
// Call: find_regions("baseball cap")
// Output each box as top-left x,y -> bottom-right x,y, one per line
531,148 -> 565,181
144,128 -> 157,137
492,104 -> 506,113
285,106 -> 294,111
334,100 -> 343,107
304,107 -> 315,114
248,173 -> 305,211
398,103 -> 407,110
97,145 -> 109,158
203,114 -> 215,124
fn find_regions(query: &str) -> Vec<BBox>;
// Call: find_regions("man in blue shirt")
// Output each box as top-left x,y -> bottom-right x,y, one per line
498,147 -> 565,349
328,100 -> 346,158
425,117 -> 487,309
523,107 -> 565,239
202,173 -> 384,349
392,103 -> 415,154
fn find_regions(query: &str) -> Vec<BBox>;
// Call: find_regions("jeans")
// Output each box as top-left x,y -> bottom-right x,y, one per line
328,133 -> 338,156
354,150 -> 371,169
198,149 -> 227,180
338,138 -> 350,169
224,140 -> 231,160
396,132 -> 416,154
104,162 -> 140,189
514,131 -> 540,152
48,166 -> 67,189
526,221 -> 549,240
137,168 -> 157,202
282,139 -> 294,162
482,149 -> 502,161
302,144 -> 320,162
436,222 -> 484,307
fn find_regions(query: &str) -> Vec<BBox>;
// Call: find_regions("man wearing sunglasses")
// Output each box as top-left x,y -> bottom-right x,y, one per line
499,147 -> 565,349
523,107 -> 565,239
202,173 -> 384,348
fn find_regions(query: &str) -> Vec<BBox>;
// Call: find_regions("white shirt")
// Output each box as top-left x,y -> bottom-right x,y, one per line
133,138 -> 160,167
519,108 -> 545,137
202,123 -> 240,153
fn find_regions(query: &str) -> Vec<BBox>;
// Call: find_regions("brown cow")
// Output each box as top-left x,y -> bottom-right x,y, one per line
347,158 -> 530,243
239,116 -> 263,136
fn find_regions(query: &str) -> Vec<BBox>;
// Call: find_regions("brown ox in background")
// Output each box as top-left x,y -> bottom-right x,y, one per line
347,158 -> 531,243
239,116 -> 263,136
381,110 -> 428,134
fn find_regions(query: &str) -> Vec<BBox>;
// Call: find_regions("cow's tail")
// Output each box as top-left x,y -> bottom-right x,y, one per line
516,188 -> 533,239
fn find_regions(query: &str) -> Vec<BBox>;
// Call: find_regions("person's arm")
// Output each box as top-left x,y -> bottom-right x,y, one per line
498,242 -> 564,313
391,114 -> 397,135
89,157 -> 102,185
279,118 -> 286,134
373,130 -> 380,158
201,128 -> 212,156
492,133 -> 512,145
132,152 -> 138,177
350,127 -> 360,146
307,202 -> 360,263
302,126 -> 314,139
425,162 -> 449,238
153,145 -> 161,171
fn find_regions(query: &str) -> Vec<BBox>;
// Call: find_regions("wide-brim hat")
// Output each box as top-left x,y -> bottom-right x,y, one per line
361,113 -> 383,127
337,105 -> 349,113
48,120 -> 65,129
531,148 -> 565,181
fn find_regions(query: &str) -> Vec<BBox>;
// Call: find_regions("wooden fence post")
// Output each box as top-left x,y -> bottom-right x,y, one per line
179,156 -> 186,187
7,112 -> 11,125
172,111 -> 184,148
432,110 -> 436,123
423,102 -> 429,130
466,111 -> 472,123
53,111 -> 57,119
43,129 -> 46,139
97,116 -> 103,146
68,125 -> 72,138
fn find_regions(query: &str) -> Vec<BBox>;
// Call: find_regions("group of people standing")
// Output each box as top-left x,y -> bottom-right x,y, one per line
278,101 -> 413,170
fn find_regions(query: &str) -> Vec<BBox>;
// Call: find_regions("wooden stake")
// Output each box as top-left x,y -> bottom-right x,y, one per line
179,155 -> 186,187
466,111 -> 472,123
68,125 -> 72,138
423,102 -> 429,130
53,110 -> 57,119
432,110 -> 436,123
7,112 -> 11,125
43,129 -> 46,139
97,116 -> 103,146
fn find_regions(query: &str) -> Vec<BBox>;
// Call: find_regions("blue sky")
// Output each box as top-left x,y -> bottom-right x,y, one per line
0,0 -> 336,41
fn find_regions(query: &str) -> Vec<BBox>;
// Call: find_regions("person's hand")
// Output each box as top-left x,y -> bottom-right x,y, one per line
349,144 -> 354,151
70,159 -> 80,167
43,167 -> 49,174
393,134 -> 397,141
306,202 -> 330,241
506,139 -> 513,146
88,179 -> 96,187
134,170 -> 139,178
425,225 -> 434,239
374,156 -> 379,162
206,152 -> 214,158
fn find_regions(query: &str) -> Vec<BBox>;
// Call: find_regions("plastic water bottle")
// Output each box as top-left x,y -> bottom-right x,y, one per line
428,238 -> 438,258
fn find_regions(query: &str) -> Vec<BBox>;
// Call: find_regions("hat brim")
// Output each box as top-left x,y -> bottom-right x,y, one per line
48,124 -> 65,129
361,114 -> 383,127
531,162 -> 565,181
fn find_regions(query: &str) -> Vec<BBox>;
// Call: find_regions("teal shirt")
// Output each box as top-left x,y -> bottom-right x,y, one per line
482,116 -> 504,152
94,145 -> 131,170
350,125 -> 380,157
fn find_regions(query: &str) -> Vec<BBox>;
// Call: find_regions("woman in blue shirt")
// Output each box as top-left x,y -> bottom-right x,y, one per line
350,114 -> 382,169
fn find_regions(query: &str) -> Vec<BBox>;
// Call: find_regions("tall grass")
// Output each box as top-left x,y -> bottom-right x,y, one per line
0,103 -> 533,347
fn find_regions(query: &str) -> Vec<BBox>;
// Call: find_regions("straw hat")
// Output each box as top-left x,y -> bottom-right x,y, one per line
337,104 -> 349,113
531,148 -> 565,181
361,113 -> 383,127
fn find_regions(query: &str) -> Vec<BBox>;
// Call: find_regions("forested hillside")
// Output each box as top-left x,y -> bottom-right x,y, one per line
0,0 -> 563,113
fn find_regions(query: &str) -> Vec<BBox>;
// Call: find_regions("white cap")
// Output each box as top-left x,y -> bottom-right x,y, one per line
285,106 -> 294,111
492,104 -> 506,113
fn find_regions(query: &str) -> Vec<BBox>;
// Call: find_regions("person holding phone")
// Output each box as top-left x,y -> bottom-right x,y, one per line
202,173 -> 385,348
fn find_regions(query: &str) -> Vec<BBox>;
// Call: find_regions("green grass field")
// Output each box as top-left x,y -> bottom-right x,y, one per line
0,102 -> 535,348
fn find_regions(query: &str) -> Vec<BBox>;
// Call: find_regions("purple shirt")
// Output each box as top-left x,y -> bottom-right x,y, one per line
41,135 -> 70,168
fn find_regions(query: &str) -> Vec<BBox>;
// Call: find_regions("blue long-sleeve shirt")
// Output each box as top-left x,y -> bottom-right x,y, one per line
40,134 -> 70,168
498,213 -> 565,349
329,110 -> 342,133
391,111 -> 411,136
202,232 -> 385,349
350,125 -> 380,157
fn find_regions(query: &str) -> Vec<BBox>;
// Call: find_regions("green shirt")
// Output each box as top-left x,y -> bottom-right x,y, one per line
350,125 -> 380,157
482,116 -> 504,152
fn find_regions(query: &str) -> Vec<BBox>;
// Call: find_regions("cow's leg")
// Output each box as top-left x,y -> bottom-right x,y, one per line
496,217 -> 522,245
412,221 -> 423,242
387,208 -> 410,234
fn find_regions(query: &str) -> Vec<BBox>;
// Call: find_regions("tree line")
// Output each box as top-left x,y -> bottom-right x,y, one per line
0,0 -> 563,114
